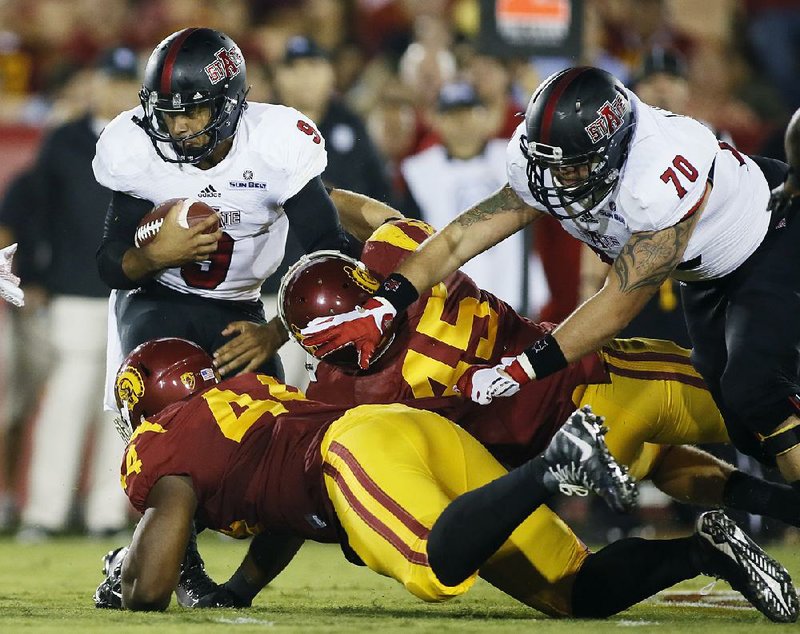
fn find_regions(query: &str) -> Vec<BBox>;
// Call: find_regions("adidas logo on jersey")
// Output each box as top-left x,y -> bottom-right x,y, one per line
198,185 -> 222,198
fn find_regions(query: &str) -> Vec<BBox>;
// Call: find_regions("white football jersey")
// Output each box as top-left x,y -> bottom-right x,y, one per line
93,102 -> 327,301
401,140 -> 527,310
507,91 -> 771,281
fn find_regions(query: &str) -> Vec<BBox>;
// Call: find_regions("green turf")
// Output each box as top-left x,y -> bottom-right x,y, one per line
0,533 -> 798,633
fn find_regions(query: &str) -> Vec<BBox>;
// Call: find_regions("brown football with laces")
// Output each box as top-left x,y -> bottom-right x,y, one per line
134,198 -> 219,248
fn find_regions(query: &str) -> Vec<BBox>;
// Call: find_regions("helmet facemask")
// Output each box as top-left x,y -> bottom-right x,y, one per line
136,87 -> 248,164
521,127 -> 632,219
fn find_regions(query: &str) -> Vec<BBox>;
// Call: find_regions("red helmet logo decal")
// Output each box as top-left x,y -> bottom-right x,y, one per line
584,93 -> 627,143
204,46 -> 244,85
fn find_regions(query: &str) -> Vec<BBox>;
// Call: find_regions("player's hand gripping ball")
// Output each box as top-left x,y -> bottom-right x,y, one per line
135,198 -> 220,248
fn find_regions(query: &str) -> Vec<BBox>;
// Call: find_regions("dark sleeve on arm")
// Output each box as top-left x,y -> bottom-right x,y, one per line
283,176 -> 359,257
0,169 -> 47,285
96,190 -> 153,289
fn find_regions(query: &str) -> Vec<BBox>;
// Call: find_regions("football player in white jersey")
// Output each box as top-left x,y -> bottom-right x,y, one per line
93,27 -> 397,608
299,67 -> 800,492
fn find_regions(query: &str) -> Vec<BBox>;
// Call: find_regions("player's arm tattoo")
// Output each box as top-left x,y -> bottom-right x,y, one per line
612,211 -> 702,294
456,184 -> 537,228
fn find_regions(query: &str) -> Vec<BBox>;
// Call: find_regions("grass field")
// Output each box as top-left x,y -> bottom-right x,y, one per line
1,532 -> 798,633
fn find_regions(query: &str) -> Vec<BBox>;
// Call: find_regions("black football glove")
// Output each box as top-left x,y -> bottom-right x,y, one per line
93,546 -> 128,609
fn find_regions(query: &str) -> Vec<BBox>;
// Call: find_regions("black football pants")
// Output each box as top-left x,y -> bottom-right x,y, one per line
114,282 -> 284,380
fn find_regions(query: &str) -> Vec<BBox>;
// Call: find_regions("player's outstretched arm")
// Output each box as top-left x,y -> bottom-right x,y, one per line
122,475 -> 197,611
301,184 -> 540,369
457,182 -> 710,405
396,183 -> 540,295
329,188 -> 403,241
552,188 -> 707,363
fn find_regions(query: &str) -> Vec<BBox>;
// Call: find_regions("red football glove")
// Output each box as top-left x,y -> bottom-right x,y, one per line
455,354 -> 536,405
300,296 -> 396,370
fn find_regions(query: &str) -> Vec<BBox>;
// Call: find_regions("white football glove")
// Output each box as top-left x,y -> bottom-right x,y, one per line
455,354 -> 536,405
0,243 -> 24,307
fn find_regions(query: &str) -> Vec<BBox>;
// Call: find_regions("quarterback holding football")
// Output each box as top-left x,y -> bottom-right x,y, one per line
93,26 -> 394,606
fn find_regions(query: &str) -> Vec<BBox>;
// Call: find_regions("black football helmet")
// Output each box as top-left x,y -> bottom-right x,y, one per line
521,66 -> 636,218
114,337 -> 219,441
134,27 -> 249,164
278,251 -> 394,371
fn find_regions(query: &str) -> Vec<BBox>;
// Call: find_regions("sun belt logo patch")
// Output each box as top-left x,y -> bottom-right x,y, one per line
116,366 -> 145,407
345,265 -> 380,294
204,46 -> 244,85
584,93 -> 628,144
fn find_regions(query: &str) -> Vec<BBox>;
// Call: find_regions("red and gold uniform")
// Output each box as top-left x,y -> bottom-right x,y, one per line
300,220 -> 729,613
120,372 -> 586,615
307,220 -> 728,473
122,374 -> 342,541
308,219 -> 609,465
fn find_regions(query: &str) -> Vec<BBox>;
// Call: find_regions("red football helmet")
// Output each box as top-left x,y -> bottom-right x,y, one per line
278,250 -> 392,370
114,337 -> 219,441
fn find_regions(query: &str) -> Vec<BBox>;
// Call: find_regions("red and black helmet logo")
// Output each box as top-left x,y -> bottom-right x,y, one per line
204,46 -> 244,85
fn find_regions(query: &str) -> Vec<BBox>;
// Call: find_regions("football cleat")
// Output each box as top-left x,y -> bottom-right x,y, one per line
175,538 -> 222,608
694,510 -> 798,623
93,546 -> 128,609
541,405 -> 638,513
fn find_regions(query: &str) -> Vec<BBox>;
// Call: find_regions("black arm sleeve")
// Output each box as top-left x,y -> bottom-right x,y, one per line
283,176 -> 359,256
96,190 -> 153,289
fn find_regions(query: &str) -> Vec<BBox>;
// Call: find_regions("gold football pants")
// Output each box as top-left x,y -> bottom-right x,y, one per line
321,403 -> 588,616
575,338 -> 729,481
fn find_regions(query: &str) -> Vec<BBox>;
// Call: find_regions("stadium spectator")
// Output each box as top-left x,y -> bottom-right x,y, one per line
16,47 -> 141,541
263,34 -> 394,389
401,81 -> 527,311
744,0 -> 800,113
0,170 -> 51,532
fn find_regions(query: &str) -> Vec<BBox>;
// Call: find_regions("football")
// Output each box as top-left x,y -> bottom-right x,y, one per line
134,198 -> 220,248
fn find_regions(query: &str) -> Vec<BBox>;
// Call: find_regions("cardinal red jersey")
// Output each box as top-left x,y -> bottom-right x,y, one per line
306,219 -> 609,466
120,373 -> 349,541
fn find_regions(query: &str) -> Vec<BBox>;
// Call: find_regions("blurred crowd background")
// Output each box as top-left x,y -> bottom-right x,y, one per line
0,0 -> 798,543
